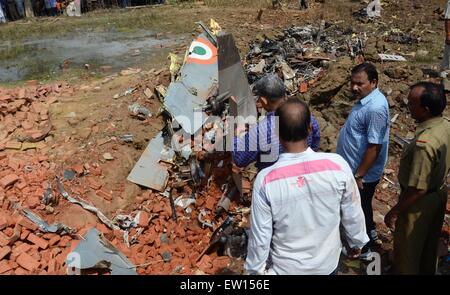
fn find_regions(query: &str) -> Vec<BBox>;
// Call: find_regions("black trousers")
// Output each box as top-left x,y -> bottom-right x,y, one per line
300,0 -> 308,9
359,180 -> 379,236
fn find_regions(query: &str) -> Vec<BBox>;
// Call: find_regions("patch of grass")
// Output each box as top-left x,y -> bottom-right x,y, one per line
0,6 -> 196,42
0,43 -> 27,61
203,0 -> 270,8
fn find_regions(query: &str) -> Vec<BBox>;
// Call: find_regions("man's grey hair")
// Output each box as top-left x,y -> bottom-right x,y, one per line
252,74 -> 286,102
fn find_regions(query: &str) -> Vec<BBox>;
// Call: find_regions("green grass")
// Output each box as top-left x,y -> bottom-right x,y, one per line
203,0 -> 270,7
0,43 -> 27,60
0,6 -> 193,42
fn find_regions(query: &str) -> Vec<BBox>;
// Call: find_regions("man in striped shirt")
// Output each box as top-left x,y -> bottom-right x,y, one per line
245,98 -> 368,275
233,74 -> 321,171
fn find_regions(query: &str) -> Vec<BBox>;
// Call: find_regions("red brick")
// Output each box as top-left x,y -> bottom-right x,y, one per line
26,196 -> 41,208
58,236 -> 71,248
21,121 -> 34,130
14,267 -> 28,275
27,233 -> 49,249
28,248 -> 40,261
175,226 -> 185,238
0,261 -> 12,274
54,253 -> 66,266
41,233 -> 54,240
137,211 -> 150,227
26,80 -> 38,86
0,174 -> 19,188
50,247 -> 61,257
17,88 -> 26,99
72,165 -> 84,176
195,254 -> 212,272
87,178 -> 102,190
47,258 -> 56,274
16,252 -> 40,271
95,223 -> 110,234
0,223 -> 21,246
204,198 -> 215,211
96,189 -> 112,201
0,214 -> 7,230
212,256 -> 230,270
0,246 -> 11,260
174,241 -> 187,257
3,227 -> 13,236
16,182 -> 27,190
18,217 -> 38,231
151,203 -> 163,213
20,229 -> 30,240
48,235 -> 61,247
41,249 -> 51,262
12,243 -> 31,257
8,261 -> 18,269
0,233 -> 8,247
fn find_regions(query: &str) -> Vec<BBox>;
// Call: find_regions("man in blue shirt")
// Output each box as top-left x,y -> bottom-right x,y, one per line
337,63 -> 390,258
233,74 -> 321,171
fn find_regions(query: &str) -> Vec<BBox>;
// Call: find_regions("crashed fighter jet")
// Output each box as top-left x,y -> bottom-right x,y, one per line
127,21 -> 257,193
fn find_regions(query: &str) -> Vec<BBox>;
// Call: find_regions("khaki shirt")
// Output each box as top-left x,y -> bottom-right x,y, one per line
398,117 -> 450,193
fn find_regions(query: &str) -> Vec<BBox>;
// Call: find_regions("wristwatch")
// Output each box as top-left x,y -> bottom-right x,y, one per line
354,173 -> 364,180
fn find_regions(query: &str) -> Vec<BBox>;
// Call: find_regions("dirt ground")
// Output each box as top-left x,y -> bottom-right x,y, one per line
0,0 -> 449,275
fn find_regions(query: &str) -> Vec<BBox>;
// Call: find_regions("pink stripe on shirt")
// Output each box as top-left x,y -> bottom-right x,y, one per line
263,159 -> 342,185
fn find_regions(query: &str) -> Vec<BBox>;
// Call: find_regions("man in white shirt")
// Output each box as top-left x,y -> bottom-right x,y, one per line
244,98 -> 369,275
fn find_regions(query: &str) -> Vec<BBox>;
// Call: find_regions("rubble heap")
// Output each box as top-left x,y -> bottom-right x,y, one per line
0,82 -> 74,149
245,23 -> 365,95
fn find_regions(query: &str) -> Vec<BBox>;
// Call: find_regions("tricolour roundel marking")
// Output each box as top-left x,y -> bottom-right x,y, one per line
186,37 -> 217,65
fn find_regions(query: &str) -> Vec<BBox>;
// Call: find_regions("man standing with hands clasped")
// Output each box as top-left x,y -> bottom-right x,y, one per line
336,63 -> 390,260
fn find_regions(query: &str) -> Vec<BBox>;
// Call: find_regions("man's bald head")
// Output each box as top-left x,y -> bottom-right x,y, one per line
275,98 -> 311,142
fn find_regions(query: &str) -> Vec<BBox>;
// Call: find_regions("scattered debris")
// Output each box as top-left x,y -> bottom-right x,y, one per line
128,103 -> 152,119
102,153 -> 114,161
144,88 -> 154,99
63,169 -> 76,181
56,179 -> 119,230
22,209 -> 75,235
379,54 -> 407,62
127,132 -> 170,191
42,183 -> 56,206
118,134 -> 133,143
120,68 -> 142,76
68,227 -> 137,275
113,87 -> 136,99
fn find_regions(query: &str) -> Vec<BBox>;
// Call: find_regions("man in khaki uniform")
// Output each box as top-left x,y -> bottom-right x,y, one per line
385,82 -> 450,274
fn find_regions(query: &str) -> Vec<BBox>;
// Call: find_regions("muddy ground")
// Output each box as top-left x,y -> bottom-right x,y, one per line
0,0 -> 449,275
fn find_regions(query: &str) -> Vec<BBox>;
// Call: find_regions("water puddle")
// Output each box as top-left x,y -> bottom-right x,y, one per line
0,30 -> 184,82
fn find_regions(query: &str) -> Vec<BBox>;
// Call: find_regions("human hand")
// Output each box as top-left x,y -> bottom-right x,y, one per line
348,247 -> 361,259
384,209 -> 398,231
356,178 -> 364,190
232,163 -> 244,174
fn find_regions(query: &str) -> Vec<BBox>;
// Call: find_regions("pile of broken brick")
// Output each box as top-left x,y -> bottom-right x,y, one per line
0,81 -> 73,150
0,81 -> 245,275
0,137 -> 243,276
